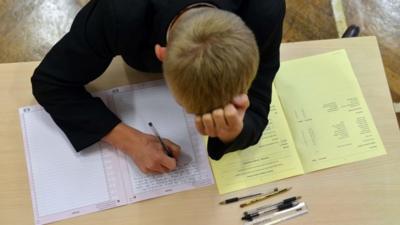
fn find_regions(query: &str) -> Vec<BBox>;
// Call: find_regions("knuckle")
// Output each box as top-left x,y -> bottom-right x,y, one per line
225,109 -> 236,118
153,155 -> 162,163
204,122 -> 212,130
195,116 -> 202,123
212,109 -> 223,118
203,113 -> 212,121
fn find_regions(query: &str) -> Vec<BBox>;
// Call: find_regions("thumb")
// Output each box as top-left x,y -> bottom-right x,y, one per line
163,138 -> 181,160
233,94 -> 249,110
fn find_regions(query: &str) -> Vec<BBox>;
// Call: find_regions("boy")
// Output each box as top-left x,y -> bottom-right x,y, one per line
31,0 -> 285,174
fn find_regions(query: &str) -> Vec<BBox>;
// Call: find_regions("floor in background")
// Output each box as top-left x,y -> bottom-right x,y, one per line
0,0 -> 80,62
283,0 -> 338,42
0,0 -> 399,126
342,0 -> 400,126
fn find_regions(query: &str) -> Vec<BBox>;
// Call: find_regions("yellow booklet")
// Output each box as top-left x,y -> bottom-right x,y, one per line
210,50 -> 386,194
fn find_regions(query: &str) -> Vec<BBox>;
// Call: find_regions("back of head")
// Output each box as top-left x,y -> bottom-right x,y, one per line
163,8 -> 259,115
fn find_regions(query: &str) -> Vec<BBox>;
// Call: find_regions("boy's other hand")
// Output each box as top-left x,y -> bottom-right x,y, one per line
195,94 -> 249,144
103,123 -> 180,174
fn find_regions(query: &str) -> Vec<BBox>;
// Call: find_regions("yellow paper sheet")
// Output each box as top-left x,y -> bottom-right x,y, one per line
274,50 -> 386,172
210,86 -> 304,194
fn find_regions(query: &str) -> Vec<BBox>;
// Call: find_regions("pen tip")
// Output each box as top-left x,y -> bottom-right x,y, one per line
219,201 -> 225,205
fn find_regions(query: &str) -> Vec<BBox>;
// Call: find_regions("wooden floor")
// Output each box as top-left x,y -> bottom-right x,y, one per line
0,0 -> 399,125
342,0 -> 400,125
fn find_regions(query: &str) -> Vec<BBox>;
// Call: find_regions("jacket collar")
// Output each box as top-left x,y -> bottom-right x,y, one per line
152,0 -> 243,46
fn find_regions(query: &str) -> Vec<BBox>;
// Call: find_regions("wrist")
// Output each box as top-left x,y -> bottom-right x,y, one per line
219,136 -> 236,145
102,123 -> 143,152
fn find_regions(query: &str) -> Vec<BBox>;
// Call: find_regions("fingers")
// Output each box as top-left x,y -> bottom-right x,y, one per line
143,153 -> 176,173
145,165 -> 169,174
233,94 -> 250,110
233,94 -> 250,119
224,104 -> 241,128
212,109 -> 228,131
202,113 -> 216,137
157,139 -> 180,171
138,137 -> 179,174
194,96 -> 249,143
163,139 -> 181,159
195,116 -> 206,135
159,154 -> 177,171
197,106 -> 240,136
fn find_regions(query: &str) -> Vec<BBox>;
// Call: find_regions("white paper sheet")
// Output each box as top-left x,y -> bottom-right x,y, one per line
19,80 -> 213,225
21,107 -> 111,216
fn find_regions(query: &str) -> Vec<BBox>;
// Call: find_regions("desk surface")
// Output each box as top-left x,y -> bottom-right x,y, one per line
0,36 -> 399,225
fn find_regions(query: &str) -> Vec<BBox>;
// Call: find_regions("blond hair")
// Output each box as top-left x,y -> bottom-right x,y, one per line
163,8 -> 259,114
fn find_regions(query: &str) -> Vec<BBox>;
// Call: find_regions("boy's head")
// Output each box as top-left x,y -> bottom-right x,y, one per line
157,8 -> 259,115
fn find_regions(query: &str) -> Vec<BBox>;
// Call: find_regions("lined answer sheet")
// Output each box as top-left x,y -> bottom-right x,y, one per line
109,81 -> 213,202
19,80 -> 213,225
20,107 -> 123,225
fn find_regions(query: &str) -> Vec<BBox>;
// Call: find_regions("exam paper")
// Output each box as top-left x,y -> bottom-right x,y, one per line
210,87 -> 304,194
109,81 -> 213,201
19,80 -> 213,225
274,50 -> 386,172
210,50 -> 386,194
19,106 -> 123,225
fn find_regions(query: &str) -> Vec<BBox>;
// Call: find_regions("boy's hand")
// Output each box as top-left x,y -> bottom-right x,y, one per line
103,123 -> 180,174
195,94 -> 249,144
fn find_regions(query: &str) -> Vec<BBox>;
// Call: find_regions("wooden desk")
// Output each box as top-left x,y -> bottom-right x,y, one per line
0,36 -> 399,225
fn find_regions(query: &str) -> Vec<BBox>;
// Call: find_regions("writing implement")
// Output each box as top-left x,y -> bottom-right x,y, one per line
219,188 -> 278,205
240,187 -> 292,208
242,201 -> 300,221
244,196 -> 301,216
148,122 -> 174,158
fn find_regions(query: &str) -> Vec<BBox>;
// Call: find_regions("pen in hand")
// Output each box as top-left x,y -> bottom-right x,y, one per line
148,122 -> 174,158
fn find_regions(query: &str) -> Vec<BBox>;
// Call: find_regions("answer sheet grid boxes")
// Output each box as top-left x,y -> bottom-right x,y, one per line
19,80 -> 214,225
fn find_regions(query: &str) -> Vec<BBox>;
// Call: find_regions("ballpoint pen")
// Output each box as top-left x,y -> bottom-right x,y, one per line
242,202 -> 308,225
239,187 -> 292,208
243,196 -> 301,216
148,122 -> 174,157
242,201 -> 300,221
219,188 -> 278,205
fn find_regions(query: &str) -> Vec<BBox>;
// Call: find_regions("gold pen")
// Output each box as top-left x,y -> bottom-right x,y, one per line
239,187 -> 292,208
219,188 -> 278,205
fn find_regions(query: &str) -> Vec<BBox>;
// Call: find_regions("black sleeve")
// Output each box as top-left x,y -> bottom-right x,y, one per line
31,0 -> 121,151
207,0 -> 286,160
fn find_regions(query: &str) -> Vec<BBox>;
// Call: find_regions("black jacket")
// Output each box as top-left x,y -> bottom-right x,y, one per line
31,0 -> 285,160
